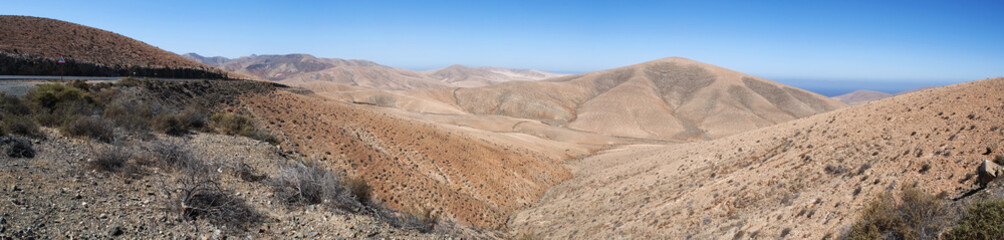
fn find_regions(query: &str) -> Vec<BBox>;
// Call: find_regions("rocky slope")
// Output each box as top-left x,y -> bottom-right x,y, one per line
510,77 -> 1004,239
239,90 -> 575,229
0,16 -> 237,79
449,57 -> 847,140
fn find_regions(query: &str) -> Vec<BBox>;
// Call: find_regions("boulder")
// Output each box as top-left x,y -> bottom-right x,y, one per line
978,160 -> 1004,186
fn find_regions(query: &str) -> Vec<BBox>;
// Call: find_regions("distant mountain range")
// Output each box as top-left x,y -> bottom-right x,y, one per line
183,53 -> 565,89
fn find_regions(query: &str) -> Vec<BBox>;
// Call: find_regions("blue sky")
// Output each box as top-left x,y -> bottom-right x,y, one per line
2,1 -> 1003,95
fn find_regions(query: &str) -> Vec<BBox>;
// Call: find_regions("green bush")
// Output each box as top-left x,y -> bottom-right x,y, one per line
1,94 -> 31,116
945,200 -> 1004,239
153,113 -> 190,136
25,83 -> 93,112
210,113 -> 256,136
844,186 -> 948,240
25,84 -> 96,127
210,112 -> 278,144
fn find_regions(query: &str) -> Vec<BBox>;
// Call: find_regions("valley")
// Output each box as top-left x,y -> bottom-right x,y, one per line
1,13 -> 1002,239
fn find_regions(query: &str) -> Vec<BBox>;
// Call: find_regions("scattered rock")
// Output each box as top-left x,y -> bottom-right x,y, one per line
108,225 -> 123,237
978,160 -> 1004,186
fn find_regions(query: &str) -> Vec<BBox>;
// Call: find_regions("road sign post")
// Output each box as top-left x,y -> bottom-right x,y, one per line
57,56 -> 66,81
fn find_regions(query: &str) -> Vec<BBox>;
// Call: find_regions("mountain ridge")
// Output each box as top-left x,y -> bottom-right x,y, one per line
184,53 -> 565,89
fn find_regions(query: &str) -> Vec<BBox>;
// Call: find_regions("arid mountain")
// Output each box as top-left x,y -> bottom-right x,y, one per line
0,16 -> 237,79
511,77 -> 1004,239
833,89 -> 894,105
181,53 -> 231,66
240,90 -> 577,229
185,53 -> 563,89
444,57 -> 847,140
422,64 -> 566,88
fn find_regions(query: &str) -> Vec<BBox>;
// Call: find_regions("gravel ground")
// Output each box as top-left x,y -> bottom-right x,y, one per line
0,128 -> 460,239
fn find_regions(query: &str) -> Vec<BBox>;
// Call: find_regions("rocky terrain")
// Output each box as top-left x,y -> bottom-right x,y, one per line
0,132 -> 452,239
5,15 -> 1003,240
510,77 -> 1004,239
0,16 -> 240,79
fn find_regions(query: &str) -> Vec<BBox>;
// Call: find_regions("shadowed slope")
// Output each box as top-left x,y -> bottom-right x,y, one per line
0,16 -> 236,78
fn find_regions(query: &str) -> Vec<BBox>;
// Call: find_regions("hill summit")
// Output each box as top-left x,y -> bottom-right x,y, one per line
0,15 -> 236,79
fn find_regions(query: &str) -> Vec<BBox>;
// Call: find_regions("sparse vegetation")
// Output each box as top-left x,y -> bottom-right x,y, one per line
1,114 -> 42,138
1,136 -> 35,158
401,206 -> 440,233
345,175 -> 373,205
269,162 -> 361,211
843,186 -> 948,240
151,140 -> 204,174
210,112 -> 279,144
153,113 -> 190,136
89,145 -> 132,172
945,200 -> 1004,239
63,115 -> 115,142
173,173 -> 261,233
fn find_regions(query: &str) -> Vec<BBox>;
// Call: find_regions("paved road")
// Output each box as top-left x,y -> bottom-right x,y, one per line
0,75 -> 207,96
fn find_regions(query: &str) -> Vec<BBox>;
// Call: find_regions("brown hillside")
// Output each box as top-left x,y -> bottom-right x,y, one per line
511,77 -> 1004,238
239,90 -> 573,229
0,16 -> 210,70
452,57 -> 847,140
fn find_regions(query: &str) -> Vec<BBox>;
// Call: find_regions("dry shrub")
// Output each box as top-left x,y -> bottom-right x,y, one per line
1,136 -> 34,158
1,94 -> 31,116
153,113 -> 189,136
102,94 -> 157,133
210,112 -> 279,145
89,145 -> 132,172
844,186 -> 948,240
945,199 -> 1004,239
232,162 -> 265,182
63,115 -> 115,142
345,176 -> 372,205
178,104 -> 209,131
400,206 -> 439,233
25,83 -> 95,127
2,115 -> 42,138
269,162 -> 361,211
151,140 -> 205,174
173,174 -> 261,233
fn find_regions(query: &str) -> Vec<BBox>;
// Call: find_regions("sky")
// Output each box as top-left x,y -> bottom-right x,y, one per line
2,0 -> 1003,95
